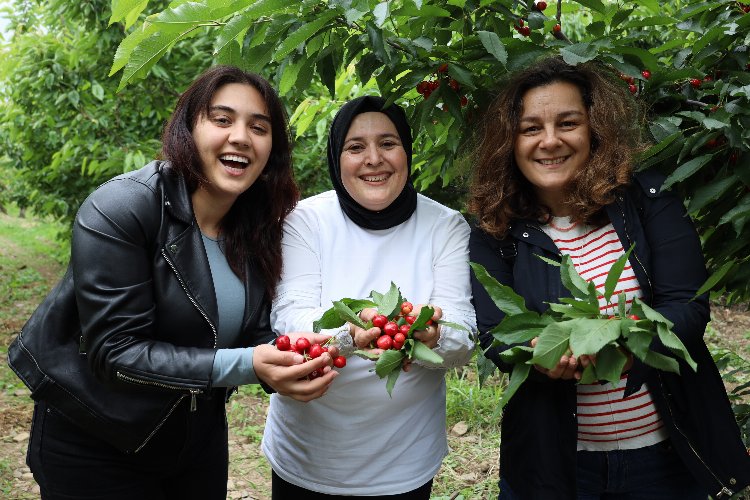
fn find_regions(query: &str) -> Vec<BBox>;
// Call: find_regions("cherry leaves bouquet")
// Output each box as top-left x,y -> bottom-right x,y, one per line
470,246 -> 697,409
313,282 -> 463,396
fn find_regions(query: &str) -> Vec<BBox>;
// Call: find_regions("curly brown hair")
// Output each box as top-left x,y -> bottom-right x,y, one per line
468,56 -> 646,238
161,66 -> 298,298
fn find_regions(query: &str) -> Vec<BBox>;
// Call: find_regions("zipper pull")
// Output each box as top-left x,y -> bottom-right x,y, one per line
189,389 -> 199,412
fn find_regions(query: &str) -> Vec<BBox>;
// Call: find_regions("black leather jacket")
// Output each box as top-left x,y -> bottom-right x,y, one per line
470,171 -> 750,499
17,161 -> 273,453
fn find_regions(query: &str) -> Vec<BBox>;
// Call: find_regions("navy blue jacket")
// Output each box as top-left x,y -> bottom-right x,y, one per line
470,171 -> 750,499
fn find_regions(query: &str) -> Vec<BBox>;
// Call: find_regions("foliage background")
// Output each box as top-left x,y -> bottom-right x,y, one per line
2,0 -> 749,300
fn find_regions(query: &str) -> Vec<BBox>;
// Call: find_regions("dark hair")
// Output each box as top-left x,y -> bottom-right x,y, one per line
161,65 -> 298,298
468,56 -> 645,238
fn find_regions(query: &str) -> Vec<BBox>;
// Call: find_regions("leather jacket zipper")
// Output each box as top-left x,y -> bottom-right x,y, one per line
161,249 -> 219,350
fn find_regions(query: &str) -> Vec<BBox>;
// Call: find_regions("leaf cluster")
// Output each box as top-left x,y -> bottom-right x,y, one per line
470,247 -> 697,409
313,282 -> 444,396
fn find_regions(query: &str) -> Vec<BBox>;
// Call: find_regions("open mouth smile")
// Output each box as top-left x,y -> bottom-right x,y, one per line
219,154 -> 249,174
361,173 -> 391,183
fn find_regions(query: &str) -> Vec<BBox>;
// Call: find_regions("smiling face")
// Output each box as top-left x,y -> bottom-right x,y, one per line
340,112 -> 409,212
191,82 -> 273,209
514,81 -> 591,216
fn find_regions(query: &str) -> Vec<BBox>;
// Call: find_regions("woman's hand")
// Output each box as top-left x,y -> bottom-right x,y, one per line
530,337 -> 591,381
349,307 -> 384,351
409,304 -> 442,349
253,334 -> 339,402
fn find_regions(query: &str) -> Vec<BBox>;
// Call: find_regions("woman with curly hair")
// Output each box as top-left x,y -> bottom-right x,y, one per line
468,57 -> 750,499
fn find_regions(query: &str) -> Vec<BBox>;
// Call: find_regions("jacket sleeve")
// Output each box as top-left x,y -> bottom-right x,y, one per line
73,177 -> 216,392
638,179 -> 710,353
469,225 -> 516,372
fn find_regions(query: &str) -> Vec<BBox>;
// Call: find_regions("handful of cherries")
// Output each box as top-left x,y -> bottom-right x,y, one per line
313,283 -> 464,395
275,335 -> 347,379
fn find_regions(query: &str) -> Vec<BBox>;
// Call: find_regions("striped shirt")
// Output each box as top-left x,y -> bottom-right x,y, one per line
543,217 -> 668,451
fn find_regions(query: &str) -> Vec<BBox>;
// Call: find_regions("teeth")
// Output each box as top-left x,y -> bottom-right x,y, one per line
362,174 -> 389,182
220,154 -> 249,164
538,157 -> 567,165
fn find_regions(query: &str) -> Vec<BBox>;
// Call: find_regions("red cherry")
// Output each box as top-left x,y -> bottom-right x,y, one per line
333,356 -> 347,368
423,89 -> 432,99
416,81 -> 430,95
437,63 -> 448,73
536,1 -> 547,11
460,95 -> 468,107
710,105 -> 719,112
690,78 -> 701,88
706,138 -> 718,148
628,314 -> 641,320
393,340 -> 404,350
628,84 -> 637,94
308,343 -> 324,359
404,315 -> 416,325
448,79 -> 460,92
520,26 -> 531,36
518,18 -> 524,27
295,337 -> 311,353
641,70 -> 651,79
376,335 -> 393,350
276,335 -> 291,351
372,314 -> 388,329
553,24 -> 561,33
401,301 -> 413,315
394,332 -> 406,344
399,324 -> 411,336
384,321 -> 399,337
309,369 -> 321,379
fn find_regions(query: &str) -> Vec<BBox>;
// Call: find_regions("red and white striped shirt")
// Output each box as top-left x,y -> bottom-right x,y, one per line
543,217 -> 668,451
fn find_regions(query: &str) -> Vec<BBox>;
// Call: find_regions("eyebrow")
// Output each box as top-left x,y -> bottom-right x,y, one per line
209,105 -> 272,123
343,132 -> 401,143
519,110 -> 586,122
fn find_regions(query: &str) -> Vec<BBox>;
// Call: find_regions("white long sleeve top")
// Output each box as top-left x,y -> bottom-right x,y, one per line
261,191 -> 476,495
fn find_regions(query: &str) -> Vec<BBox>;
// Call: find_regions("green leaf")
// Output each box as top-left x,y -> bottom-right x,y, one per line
568,318 -> 621,356
91,82 -> 104,101
373,282 -> 402,318
273,10 -> 338,62
117,30 -> 184,91
623,328 -> 654,360
560,43 -> 599,65
579,364 -> 598,384
656,323 -> 697,372
313,307 -> 346,332
411,340 -> 444,364
642,350 -> 680,374
109,23 -> 158,77
497,363 -> 531,409
498,345 -> 534,364
603,244 -> 634,303
110,0 -> 149,28
385,367 -> 401,396
557,297 -> 600,316
375,349 -> 405,378
409,306 -> 436,334
593,344 -> 628,385
632,298 -> 674,329
558,254 -> 591,300
333,300 -> 367,329
694,259 -> 736,297
476,353 -> 497,386
687,176 -> 737,213
530,322 -> 571,370
437,320 -> 472,334
353,349 -> 380,360
372,1 -> 389,28
661,155 -> 713,190
477,31 -> 507,65
491,312 -> 551,344
571,0 -> 606,14
470,262 -> 528,316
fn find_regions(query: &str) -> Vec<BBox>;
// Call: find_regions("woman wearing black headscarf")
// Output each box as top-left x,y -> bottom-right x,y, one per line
261,96 -> 476,498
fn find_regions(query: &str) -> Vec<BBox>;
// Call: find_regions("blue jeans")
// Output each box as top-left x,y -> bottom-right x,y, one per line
499,441 -> 709,499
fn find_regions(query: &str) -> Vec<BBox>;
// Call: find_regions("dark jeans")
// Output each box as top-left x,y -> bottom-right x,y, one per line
499,441 -> 708,500
27,397 -> 228,500
272,469 -> 433,499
